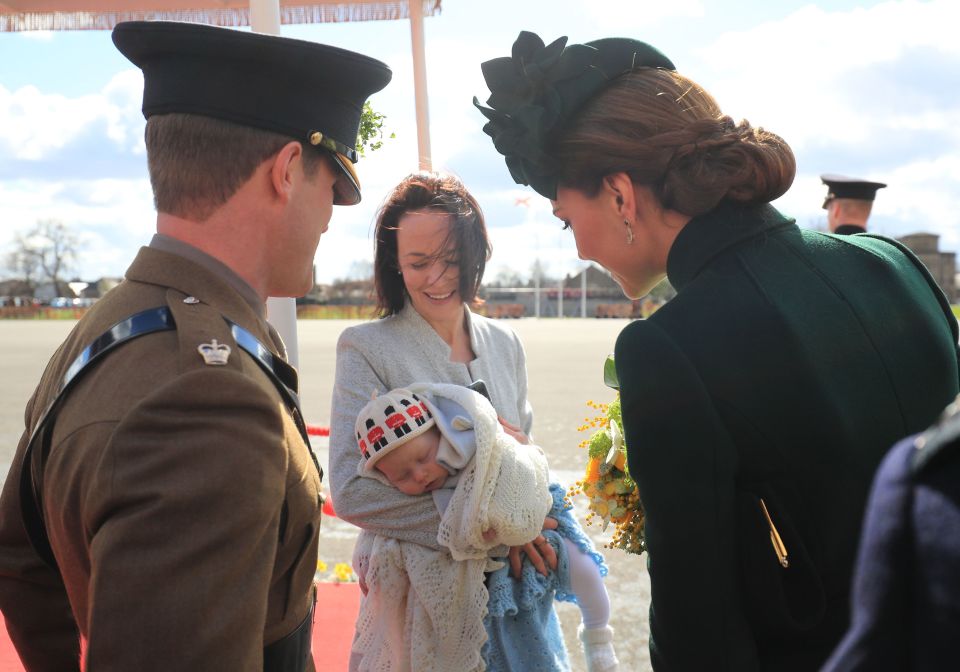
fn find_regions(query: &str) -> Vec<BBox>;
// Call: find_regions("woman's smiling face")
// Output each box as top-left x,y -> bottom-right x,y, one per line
396,210 -> 462,324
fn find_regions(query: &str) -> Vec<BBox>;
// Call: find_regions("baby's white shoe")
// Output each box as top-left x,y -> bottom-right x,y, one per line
579,624 -> 619,672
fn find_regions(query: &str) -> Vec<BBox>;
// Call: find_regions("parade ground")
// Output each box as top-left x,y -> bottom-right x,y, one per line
0,318 -> 651,671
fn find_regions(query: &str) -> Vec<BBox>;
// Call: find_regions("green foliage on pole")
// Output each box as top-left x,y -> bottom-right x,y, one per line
356,101 -> 395,156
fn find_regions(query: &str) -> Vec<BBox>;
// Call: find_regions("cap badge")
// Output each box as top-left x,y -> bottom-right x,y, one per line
309,131 -> 324,146
198,339 -> 231,366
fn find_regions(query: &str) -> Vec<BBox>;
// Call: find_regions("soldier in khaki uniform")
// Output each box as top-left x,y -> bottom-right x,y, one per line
0,21 -> 390,671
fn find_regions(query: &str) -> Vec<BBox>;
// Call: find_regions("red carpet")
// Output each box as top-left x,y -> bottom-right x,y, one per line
0,582 -> 360,671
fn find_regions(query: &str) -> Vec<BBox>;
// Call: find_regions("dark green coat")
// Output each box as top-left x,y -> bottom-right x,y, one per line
614,202 -> 959,671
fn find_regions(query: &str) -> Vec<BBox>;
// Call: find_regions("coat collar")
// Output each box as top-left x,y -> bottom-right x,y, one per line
124,245 -> 275,348
396,301 -> 482,365
834,224 -> 867,236
666,202 -> 796,291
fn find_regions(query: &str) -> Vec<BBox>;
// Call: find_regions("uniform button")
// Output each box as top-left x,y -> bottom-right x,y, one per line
183,296 -> 200,304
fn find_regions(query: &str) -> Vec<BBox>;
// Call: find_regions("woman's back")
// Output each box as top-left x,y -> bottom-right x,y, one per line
615,202 -> 959,670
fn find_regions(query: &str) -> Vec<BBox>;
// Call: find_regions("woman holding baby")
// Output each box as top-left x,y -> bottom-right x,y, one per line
328,172 -> 616,672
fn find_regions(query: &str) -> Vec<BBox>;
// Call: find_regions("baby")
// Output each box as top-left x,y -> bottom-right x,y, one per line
355,383 -> 619,672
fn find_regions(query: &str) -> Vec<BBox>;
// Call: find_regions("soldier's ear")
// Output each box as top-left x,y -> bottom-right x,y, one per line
269,141 -> 303,203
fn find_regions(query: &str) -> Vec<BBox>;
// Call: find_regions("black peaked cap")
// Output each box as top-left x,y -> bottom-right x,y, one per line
113,21 -> 392,205
820,174 -> 887,208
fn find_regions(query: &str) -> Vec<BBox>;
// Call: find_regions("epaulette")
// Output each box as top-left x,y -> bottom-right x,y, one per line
911,395 -> 960,475
166,289 -> 242,374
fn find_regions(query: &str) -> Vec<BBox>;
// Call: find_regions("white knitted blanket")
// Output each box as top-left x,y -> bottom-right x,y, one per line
351,383 -> 553,672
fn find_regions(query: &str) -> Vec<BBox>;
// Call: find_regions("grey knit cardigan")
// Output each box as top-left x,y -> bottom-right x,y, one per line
328,303 -> 534,549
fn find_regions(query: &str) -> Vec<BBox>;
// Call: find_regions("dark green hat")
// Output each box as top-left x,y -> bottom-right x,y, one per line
820,174 -> 887,209
473,31 -> 675,200
113,21 -> 392,206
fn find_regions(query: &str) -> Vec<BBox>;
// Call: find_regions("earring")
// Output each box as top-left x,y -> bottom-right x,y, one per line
624,220 -> 634,245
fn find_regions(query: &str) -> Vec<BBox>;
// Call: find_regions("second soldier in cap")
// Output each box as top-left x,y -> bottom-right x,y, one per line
821,174 -> 887,235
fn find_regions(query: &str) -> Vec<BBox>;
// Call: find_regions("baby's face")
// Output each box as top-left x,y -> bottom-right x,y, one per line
375,427 -> 449,495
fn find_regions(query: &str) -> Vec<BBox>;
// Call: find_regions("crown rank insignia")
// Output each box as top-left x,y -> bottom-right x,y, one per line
197,339 -> 231,366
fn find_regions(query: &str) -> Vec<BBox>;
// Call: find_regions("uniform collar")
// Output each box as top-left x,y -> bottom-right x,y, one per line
148,234 -> 265,317
666,201 -> 795,291
125,245 -> 274,347
833,224 -> 866,236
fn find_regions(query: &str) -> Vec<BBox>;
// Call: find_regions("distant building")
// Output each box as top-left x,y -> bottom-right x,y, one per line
85,277 -> 123,298
34,280 -> 73,303
480,264 -> 639,318
323,278 -> 374,305
0,278 -> 33,299
898,233 -> 957,303
567,264 -> 624,296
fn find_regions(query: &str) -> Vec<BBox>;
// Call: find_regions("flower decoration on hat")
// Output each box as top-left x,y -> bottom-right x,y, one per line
473,31 -> 676,199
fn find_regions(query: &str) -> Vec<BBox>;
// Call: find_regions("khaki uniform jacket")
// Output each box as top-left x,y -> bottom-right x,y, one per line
0,246 -> 322,671
614,203 -> 960,672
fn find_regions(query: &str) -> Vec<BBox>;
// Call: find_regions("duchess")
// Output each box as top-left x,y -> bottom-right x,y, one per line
475,31 -> 960,671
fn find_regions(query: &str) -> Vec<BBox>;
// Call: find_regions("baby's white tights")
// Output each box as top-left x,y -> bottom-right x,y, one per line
562,538 -> 619,672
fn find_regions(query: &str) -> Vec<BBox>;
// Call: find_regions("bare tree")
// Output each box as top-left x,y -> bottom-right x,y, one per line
488,265 -> 524,288
7,220 -> 80,296
345,259 -> 374,282
4,239 -> 42,296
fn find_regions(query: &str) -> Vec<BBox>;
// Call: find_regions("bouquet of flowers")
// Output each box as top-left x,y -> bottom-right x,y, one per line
568,356 -> 646,555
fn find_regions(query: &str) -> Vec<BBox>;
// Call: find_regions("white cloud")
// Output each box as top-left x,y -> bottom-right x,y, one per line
0,68 -> 143,161
101,69 -> 147,152
877,154 -> 960,247
698,0 -> 960,149
691,0 -> 960,252
424,38 -> 494,169
0,85 -> 98,160
584,0 -> 706,30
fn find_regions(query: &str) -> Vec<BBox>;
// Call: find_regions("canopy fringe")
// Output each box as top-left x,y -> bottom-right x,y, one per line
0,1 -> 441,32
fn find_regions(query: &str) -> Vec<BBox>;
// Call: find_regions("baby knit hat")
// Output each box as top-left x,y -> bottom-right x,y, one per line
355,388 -> 435,470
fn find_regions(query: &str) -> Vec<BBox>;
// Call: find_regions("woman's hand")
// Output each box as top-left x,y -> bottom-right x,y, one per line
499,417 -> 529,444
509,517 -> 559,578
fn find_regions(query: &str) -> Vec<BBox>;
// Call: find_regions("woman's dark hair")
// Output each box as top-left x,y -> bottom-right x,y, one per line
554,69 -> 796,217
373,172 -> 492,317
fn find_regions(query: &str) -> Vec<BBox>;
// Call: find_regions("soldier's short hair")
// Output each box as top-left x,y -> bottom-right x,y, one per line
145,113 -> 326,221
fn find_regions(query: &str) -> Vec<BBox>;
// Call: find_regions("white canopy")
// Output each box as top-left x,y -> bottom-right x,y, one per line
0,1 -> 441,31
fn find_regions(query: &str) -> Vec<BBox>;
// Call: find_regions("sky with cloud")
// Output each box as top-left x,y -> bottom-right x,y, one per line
1,0 -> 958,286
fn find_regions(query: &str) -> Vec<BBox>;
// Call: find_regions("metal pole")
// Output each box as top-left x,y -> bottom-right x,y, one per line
534,263 -> 541,318
558,276 -> 564,319
249,0 -> 280,32
253,0 -> 300,369
580,266 -> 587,318
409,0 -> 432,171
